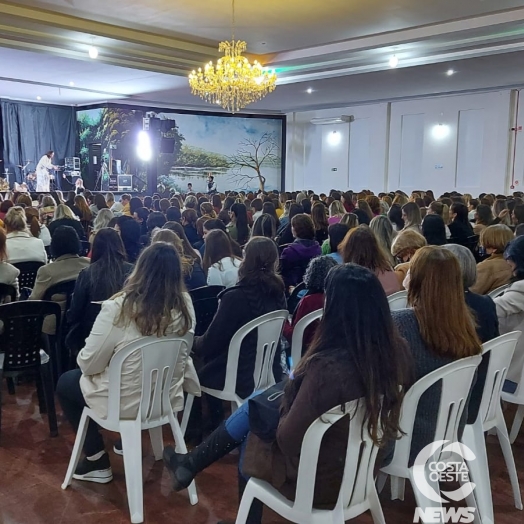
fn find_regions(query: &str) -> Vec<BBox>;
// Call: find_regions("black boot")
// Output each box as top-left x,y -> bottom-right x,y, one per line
163,422 -> 241,491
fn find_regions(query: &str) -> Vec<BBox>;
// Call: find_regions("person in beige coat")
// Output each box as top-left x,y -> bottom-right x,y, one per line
471,225 -> 514,295
29,226 -> 90,334
391,229 -> 427,289
56,243 -> 200,484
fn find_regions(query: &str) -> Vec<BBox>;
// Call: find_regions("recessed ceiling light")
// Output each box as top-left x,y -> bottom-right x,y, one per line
447,69 -> 455,76
88,46 -> 99,59
69,81 -> 75,86
389,55 -> 399,68
36,96 -> 42,100
306,88 -> 313,94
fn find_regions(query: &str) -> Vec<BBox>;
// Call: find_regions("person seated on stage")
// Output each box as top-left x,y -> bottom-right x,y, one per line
4,206 -> 47,264
65,190 -> 82,218
25,207 -> 51,247
39,195 -> 56,226
49,204 -> 86,241
29,226 -> 90,335
89,194 -> 108,218
0,228 -> 20,301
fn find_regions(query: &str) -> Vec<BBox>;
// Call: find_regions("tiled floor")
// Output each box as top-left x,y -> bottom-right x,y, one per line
0,382 -> 523,523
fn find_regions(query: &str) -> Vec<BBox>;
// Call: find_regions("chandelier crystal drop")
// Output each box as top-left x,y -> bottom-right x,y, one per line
188,1 -> 277,113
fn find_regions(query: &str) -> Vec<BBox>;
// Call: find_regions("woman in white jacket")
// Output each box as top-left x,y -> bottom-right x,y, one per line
203,229 -> 241,288
494,235 -> 524,389
57,242 -> 201,484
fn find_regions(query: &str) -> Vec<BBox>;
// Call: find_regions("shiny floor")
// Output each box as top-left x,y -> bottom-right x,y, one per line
0,382 -> 523,524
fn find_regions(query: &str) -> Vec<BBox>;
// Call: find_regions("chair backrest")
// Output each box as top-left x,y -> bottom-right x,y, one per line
190,285 -> 225,337
0,283 -> 17,303
476,332 -> 521,427
287,281 -> 306,313
388,290 -> 408,311
488,284 -> 510,299
388,355 -> 482,467
290,308 -> 323,369
13,261 -> 45,289
0,301 -> 61,371
43,279 -> 78,305
223,310 -> 288,398
105,333 -> 194,424
293,399 -> 380,514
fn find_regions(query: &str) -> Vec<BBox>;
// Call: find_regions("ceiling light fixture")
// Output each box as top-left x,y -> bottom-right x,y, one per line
188,0 -> 277,113
36,96 -> 42,100
310,115 -> 354,125
306,88 -> 313,94
69,81 -> 75,86
447,69 -> 455,76
389,55 -> 399,68
88,46 -> 99,59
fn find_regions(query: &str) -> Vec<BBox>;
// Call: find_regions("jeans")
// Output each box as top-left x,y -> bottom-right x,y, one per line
56,369 -> 105,456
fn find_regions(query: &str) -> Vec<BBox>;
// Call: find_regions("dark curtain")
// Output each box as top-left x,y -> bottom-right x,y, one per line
0,99 -> 76,187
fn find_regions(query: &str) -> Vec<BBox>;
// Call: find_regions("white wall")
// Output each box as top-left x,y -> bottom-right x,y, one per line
286,90 -> 512,196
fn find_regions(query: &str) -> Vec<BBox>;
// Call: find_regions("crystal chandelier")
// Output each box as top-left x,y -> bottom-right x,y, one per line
188,0 -> 277,113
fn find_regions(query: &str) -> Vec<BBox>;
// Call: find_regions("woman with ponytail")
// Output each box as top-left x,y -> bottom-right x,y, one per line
25,207 -> 51,247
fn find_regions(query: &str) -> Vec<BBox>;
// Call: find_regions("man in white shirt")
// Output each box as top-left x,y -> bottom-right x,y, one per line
36,151 -> 59,192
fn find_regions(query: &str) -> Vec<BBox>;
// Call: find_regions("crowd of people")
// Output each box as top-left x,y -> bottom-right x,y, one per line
1,185 -> 524,524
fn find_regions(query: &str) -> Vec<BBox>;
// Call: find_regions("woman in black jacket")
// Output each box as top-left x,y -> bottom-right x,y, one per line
66,228 -> 133,353
448,202 -> 474,246
276,202 -> 303,246
49,204 -> 86,240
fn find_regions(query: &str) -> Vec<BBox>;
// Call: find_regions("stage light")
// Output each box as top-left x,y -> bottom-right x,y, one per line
36,96 -> 42,100
69,81 -> 75,86
389,55 -> 399,68
88,46 -> 99,59
137,131 -> 152,161
306,88 -> 313,94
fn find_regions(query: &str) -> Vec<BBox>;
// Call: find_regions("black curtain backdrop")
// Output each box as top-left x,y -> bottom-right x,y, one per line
0,99 -> 76,187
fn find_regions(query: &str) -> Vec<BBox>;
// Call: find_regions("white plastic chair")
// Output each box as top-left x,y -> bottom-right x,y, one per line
235,399 -> 386,524
290,308 -> 323,369
461,332 -> 523,524
501,343 -> 524,444
487,284 -> 510,299
61,335 -> 197,524
182,310 -> 288,433
378,355 -> 482,522
387,290 -> 408,311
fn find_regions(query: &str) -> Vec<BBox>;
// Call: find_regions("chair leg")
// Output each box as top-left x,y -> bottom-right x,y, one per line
495,413 -> 523,510
62,410 -> 90,489
0,370 -> 3,435
390,476 -> 405,501
180,393 -> 194,437
6,377 -> 15,395
120,420 -> 144,524
367,480 -> 386,524
509,405 -> 524,444
461,422 -> 493,524
148,426 -> 163,461
235,480 -> 257,524
40,363 -> 58,437
168,412 -> 198,506
408,467 -> 442,524
35,373 -> 46,413
376,471 -> 388,494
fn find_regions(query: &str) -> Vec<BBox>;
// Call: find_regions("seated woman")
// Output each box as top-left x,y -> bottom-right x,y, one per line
203,229 -> 242,288
390,229 -> 427,289
470,224 -> 514,295
29,226 -> 90,335
280,214 -> 321,289
494,235 -> 524,391
392,246 -> 482,463
152,229 -> 206,290
25,207 -> 51,247
66,228 -> 134,354
195,237 -> 287,408
251,213 -> 276,240
311,201 -> 329,244
163,221 -> 202,260
448,202 -> 474,246
421,214 -> 447,246
49,204 -> 86,241
181,208 -> 201,247
473,204 -> 494,236
341,225 -> 400,295
276,203 -> 303,246
0,228 -> 20,300
324,223 -> 350,263
164,264 -> 410,524
370,215 -> 396,267
227,203 -> 251,246
89,208 -> 114,244
327,200 -> 345,225
57,242 -> 200,483
4,206 -> 47,264
283,256 -> 338,357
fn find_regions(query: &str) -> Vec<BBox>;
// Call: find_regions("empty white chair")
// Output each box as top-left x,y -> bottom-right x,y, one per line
290,308 -> 323,369
235,399 -> 385,524
62,335 -> 197,524
378,355 -> 482,523
502,350 -> 524,445
461,331 -> 523,524
387,290 -> 408,311
488,284 -> 510,299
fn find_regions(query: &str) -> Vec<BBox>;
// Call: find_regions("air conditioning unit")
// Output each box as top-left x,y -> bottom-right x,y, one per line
310,115 -> 355,125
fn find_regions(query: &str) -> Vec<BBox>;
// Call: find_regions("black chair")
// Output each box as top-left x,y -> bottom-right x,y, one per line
0,301 -> 61,437
0,283 -> 17,303
12,261 -> 45,290
43,280 -> 78,380
189,285 -> 225,336
287,281 -> 307,314
80,241 -> 90,257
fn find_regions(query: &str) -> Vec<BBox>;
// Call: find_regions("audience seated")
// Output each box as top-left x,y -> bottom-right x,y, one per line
227,203 -> 250,246
327,200 -> 345,225
116,216 -> 142,263
370,215 -> 397,266
449,202 -> 474,245
323,222 -> 350,262
0,228 -> 20,299
276,203 -> 303,246
401,202 -> 422,233
49,204 -> 86,241
4,206 -> 47,264
57,242 -> 199,483
251,213 -> 276,239
391,230 -> 427,288
181,208 -> 200,246
163,221 -> 202,260
310,201 -> 329,244
89,208 -> 114,244
421,214 -> 447,246
65,190 -> 82,218
25,207 -> 51,247
203,229 -> 242,288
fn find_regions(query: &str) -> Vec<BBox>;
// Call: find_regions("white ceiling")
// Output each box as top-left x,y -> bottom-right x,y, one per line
2,1 -> 524,112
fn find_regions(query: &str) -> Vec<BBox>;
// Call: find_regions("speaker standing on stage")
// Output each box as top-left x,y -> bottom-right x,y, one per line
207,175 -> 217,194
36,150 -> 59,192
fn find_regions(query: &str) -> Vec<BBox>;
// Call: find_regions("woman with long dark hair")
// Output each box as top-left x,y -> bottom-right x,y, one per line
421,214 -> 447,246
401,202 -> 422,233
58,242 -> 199,483
388,203 -> 405,231
310,201 -> 329,244
66,228 -> 134,352
262,201 -> 280,230
117,216 -> 142,263
163,221 -> 202,260
164,264 -> 410,523
448,202 -> 474,246
276,202 -> 303,246
181,208 -> 200,246
251,213 -> 276,239
203,229 -> 242,288
228,202 -> 250,246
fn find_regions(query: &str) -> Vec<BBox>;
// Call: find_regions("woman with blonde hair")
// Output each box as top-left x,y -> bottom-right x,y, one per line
470,224 -> 514,294
49,204 -> 86,240
0,227 -> 20,299
392,193 -> 409,207
370,215 -> 396,267
401,202 -> 422,233
4,206 -> 47,264
40,195 -> 56,225
391,229 -> 427,288
328,200 -> 345,225
493,199 -> 512,227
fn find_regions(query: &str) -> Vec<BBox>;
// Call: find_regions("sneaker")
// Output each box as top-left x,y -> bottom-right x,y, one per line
113,439 -> 123,456
73,453 -> 113,484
